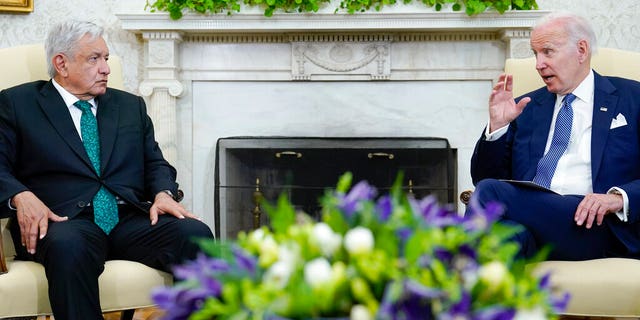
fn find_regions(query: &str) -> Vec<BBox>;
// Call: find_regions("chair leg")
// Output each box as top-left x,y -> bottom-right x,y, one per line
120,309 -> 135,320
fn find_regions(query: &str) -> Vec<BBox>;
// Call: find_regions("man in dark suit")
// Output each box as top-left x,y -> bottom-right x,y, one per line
470,12 -> 640,261
0,20 -> 213,319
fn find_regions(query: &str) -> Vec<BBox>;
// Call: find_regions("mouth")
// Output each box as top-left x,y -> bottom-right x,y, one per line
541,75 -> 555,84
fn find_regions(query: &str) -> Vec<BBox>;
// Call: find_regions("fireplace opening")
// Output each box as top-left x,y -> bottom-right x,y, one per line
215,137 -> 457,239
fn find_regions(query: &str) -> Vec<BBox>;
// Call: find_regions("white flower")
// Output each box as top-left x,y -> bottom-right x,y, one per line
312,223 -> 342,256
478,261 -> 508,291
514,307 -> 546,320
264,260 -> 294,289
257,234 -> 279,267
344,226 -> 374,255
304,257 -> 333,288
350,304 -> 373,320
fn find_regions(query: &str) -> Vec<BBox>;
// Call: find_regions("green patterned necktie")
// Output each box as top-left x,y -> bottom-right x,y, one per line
74,100 -> 119,234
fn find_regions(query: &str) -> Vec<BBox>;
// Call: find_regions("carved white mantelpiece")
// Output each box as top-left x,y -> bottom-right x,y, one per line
117,6 -> 548,231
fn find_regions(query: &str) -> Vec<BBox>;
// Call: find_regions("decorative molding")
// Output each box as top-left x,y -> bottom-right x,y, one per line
292,42 -> 390,80
117,11 -> 549,34
139,79 -> 184,97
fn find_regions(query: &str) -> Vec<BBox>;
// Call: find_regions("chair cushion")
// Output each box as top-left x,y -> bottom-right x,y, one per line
0,259 -> 172,318
531,258 -> 640,317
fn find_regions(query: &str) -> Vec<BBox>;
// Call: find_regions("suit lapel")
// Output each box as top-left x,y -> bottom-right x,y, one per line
524,91 -> 557,179
96,90 -> 119,173
591,72 -> 618,183
37,81 -> 94,170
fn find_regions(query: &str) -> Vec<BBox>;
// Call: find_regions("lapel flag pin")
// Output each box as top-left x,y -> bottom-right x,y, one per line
600,106 -> 608,112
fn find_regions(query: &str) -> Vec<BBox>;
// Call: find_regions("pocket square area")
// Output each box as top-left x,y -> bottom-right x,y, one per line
610,113 -> 628,129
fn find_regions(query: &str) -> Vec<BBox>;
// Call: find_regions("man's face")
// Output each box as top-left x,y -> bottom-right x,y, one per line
57,35 -> 110,100
530,21 -> 589,95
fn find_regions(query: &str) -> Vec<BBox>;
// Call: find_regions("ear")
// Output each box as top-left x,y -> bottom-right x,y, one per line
52,54 -> 68,77
577,39 -> 590,63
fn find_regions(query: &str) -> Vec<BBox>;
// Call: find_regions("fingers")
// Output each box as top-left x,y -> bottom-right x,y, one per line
516,97 -> 531,111
149,207 -> 159,226
150,200 -> 201,225
575,194 -> 618,229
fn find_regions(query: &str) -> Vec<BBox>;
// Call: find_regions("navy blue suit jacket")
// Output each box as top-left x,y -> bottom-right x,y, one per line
0,80 -> 178,219
471,71 -> 640,255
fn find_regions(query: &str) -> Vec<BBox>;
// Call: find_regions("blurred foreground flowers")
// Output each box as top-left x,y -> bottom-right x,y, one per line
153,173 -> 569,319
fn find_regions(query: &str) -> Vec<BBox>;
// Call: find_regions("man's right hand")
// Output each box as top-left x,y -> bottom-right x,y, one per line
12,191 -> 68,254
488,74 -> 531,131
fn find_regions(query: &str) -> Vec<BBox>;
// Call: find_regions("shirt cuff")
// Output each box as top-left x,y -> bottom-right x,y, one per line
608,187 -> 629,222
484,122 -> 509,141
7,198 -> 16,211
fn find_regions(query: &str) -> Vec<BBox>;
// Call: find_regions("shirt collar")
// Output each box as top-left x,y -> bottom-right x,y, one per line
559,69 -> 594,104
51,78 -> 97,109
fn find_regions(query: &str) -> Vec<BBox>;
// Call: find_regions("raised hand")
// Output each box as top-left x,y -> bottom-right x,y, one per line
488,74 -> 531,131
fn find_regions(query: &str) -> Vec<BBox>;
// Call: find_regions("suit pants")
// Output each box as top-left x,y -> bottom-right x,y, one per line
472,179 -> 624,261
9,205 -> 214,320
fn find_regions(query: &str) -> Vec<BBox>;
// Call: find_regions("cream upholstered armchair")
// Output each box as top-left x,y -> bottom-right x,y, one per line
462,48 -> 640,317
0,44 -> 172,319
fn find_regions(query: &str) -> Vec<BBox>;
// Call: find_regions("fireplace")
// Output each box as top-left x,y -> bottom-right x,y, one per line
117,5 -> 545,235
215,137 -> 456,239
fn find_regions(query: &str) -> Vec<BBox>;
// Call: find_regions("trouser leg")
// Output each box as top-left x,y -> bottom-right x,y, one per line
108,209 -> 213,273
472,179 -> 621,260
30,214 -> 108,320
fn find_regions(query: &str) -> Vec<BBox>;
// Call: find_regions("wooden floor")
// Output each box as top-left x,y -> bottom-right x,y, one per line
103,307 -> 163,320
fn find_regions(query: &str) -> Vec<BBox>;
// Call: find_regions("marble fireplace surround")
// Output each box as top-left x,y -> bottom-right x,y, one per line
117,6 -> 547,233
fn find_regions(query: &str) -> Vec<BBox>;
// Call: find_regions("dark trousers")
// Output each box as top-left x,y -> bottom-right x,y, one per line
9,205 -> 213,320
471,179 -> 624,261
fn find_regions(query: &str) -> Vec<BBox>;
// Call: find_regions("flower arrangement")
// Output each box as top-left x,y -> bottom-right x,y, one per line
152,173 -> 568,319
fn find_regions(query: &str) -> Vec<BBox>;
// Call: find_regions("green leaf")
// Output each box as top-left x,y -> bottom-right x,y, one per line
264,193 -> 296,234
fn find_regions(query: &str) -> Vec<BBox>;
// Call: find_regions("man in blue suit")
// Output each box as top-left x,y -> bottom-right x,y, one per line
471,12 -> 640,261
0,20 -> 213,319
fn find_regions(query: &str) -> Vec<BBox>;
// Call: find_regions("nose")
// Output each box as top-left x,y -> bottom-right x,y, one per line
535,55 -> 546,71
101,58 -> 111,75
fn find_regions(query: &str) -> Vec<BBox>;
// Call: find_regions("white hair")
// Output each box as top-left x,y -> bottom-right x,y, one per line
45,20 -> 104,78
534,12 -> 598,55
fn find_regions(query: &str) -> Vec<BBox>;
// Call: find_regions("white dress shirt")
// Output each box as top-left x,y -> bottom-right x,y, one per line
51,78 -> 98,139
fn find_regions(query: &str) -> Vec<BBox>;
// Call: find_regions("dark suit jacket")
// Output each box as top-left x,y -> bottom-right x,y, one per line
0,80 -> 178,219
471,71 -> 640,255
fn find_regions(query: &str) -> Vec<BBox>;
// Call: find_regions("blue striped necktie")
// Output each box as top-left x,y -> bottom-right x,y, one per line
74,100 -> 119,234
532,93 -> 576,189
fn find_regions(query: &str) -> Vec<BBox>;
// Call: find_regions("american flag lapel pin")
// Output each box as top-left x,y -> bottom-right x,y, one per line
600,106 -> 608,112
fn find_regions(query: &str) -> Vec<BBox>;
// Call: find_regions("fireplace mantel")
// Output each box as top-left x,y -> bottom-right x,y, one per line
117,10 -> 546,33
116,5 -> 547,231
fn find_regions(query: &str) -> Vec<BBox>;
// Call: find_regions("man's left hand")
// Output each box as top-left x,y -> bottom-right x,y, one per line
575,193 -> 624,229
149,192 -> 200,225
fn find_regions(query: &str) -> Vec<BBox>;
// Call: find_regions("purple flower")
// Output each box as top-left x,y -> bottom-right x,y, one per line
415,196 -> 464,228
338,180 -> 377,216
552,292 -> 571,312
173,252 -> 231,282
439,292 -> 471,320
472,307 -> 516,320
376,195 -> 393,221
379,280 -> 442,320
233,246 -> 257,275
151,286 -> 214,320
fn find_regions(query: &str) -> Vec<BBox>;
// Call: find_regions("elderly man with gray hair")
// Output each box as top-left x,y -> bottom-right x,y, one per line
0,20 -> 213,319
470,12 -> 640,261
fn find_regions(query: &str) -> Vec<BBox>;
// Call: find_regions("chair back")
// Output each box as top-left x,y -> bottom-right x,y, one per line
505,47 -> 640,97
0,43 -> 124,90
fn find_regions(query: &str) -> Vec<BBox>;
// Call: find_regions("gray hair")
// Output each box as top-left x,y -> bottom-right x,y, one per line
535,12 -> 598,55
45,20 -> 104,78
